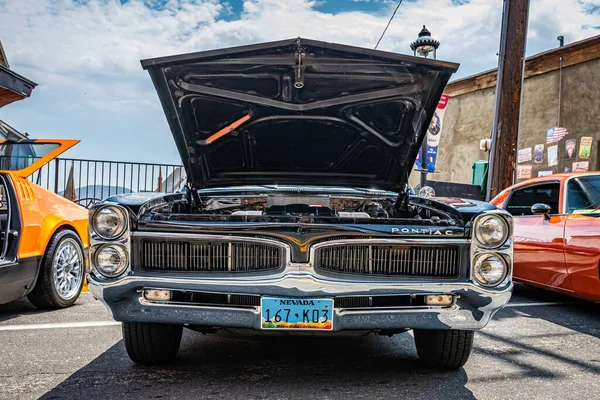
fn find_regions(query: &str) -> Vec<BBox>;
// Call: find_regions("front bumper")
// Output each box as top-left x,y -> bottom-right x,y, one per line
88,271 -> 512,332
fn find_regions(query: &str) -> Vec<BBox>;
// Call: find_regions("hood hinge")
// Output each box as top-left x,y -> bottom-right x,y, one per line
392,185 -> 410,216
185,183 -> 203,212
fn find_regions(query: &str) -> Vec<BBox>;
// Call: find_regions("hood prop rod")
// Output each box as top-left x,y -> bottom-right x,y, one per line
294,39 -> 305,89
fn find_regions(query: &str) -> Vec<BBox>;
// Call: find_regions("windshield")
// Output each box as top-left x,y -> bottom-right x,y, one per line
567,175 -> 600,213
0,143 -> 60,171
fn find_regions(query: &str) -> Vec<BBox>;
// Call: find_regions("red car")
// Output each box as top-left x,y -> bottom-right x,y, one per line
491,172 -> 600,302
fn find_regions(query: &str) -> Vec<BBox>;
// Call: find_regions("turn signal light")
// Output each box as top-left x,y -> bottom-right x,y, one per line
144,289 -> 172,302
425,295 -> 454,306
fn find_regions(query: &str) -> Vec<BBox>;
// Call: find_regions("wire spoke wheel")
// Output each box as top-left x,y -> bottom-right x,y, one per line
52,238 -> 84,301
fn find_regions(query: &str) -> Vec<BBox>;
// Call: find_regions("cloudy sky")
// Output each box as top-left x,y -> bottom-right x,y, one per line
1,0 -> 599,164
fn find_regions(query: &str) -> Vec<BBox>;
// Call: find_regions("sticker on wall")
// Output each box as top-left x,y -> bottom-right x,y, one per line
533,144 -> 544,164
564,167 -> 571,173
517,147 -> 532,163
565,139 -> 576,161
547,145 -> 558,167
517,165 -> 533,180
573,161 -> 589,172
579,137 -> 592,159
546,127 -> 569,144
538,170 -> 554,177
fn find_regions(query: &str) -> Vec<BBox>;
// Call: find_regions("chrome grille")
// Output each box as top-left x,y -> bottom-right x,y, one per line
314,244 -> 459,277
141,240 -> 283,272
334,296 -> 370,308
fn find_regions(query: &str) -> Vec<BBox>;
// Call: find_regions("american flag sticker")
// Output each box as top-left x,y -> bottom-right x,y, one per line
546,127 -> 569,144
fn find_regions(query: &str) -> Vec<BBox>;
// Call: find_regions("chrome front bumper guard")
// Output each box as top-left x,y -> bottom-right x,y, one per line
88,270 -> 512,331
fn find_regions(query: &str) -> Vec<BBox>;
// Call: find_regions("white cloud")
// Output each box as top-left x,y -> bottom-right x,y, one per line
0,0 -> 597,163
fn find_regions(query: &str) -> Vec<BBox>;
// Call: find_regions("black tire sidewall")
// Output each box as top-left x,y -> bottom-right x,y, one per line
413,329 -> 475,369
122,322 -> 183,365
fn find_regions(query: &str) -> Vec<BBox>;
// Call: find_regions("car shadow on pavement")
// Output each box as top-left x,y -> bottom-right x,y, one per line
496,283 -> 600,339
0,298 -> 45,322
474,283 -> 600,382
40,331 -> 477,400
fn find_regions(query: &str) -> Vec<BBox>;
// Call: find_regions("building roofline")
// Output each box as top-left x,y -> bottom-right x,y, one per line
0,64 -> 38,108
0,40 -> 9,68
445,34 -> 600,97
0,64 -> 38,87
0,119 -> 29,140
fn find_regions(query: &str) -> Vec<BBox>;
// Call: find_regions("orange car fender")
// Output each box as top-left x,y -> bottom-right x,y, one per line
10,175 -> 89,260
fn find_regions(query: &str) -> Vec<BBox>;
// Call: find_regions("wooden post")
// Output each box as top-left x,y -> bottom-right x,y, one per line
157,168 -> 163,192
486,0 -> 530,201
64,164 -> 76,201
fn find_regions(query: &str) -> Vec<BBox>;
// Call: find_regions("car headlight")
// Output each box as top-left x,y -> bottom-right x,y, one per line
95,244 -> 129,278
473,253 -> 507,287
475,214 -> 509,248
92,205 -> 128,239
418,186 -> 436,198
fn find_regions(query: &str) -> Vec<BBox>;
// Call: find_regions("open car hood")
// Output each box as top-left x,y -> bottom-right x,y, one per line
142,38 -> 458,191
0,139 -> 78,178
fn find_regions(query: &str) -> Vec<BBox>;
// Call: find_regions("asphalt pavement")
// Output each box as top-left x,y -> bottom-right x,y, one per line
0,284 -> 598,400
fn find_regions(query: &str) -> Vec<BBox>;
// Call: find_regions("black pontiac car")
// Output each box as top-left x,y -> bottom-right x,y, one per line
88,38 -> 513,369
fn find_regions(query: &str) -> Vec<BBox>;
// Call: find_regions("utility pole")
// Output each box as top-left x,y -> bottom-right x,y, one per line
485,0 -> 530,201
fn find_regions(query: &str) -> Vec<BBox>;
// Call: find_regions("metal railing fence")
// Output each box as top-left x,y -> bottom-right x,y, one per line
27,157 -> 185,203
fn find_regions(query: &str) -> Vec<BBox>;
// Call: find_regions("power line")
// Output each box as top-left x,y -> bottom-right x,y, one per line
374,0 -> 404,50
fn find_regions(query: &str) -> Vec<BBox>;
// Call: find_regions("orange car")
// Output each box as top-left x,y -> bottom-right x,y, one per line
0,139 -> 88,308
491,172 -> 600,302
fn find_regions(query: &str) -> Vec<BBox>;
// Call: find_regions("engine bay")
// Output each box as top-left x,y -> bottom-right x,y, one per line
209,195 -> 392,219
140,187 -> 465,227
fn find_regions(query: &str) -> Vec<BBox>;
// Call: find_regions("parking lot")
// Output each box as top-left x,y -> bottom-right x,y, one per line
1,283 -> 598,400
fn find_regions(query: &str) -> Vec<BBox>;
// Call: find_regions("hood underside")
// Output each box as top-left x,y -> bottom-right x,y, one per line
142,38 -> 458,191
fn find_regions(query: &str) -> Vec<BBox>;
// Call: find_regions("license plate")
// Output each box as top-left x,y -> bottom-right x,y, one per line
261,297 -> 333,330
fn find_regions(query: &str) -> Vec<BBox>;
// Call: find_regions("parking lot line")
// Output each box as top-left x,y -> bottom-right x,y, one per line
0,321 -> 120,331
505,301 -> 573,307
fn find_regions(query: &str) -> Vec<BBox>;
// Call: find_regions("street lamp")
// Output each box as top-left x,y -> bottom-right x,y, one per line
411,25 -> 440,189
410,25 -> 440,58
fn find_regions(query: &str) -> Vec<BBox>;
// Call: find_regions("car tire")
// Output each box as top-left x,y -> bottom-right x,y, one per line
27,229 -> 85,309
122,322 -> 183,365
413,329 -> 474,369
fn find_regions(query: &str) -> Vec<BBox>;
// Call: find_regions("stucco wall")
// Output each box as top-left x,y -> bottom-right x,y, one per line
432,87 -> 495,184
430,57 -> 600,184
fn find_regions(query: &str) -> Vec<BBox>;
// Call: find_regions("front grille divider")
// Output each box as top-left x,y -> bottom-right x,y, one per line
227,242 -> 232,272
368,245 -> 373,274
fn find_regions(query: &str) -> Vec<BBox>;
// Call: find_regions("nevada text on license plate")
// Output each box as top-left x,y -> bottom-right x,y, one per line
261,297 -> 333,330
